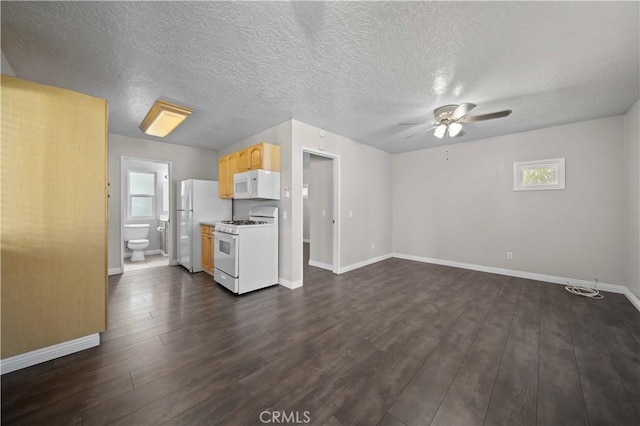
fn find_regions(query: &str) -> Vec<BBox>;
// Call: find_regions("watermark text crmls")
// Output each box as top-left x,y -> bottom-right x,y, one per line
259,410 -> 311,424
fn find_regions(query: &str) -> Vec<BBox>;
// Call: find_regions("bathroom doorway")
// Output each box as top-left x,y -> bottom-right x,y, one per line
120,157 -> 172,272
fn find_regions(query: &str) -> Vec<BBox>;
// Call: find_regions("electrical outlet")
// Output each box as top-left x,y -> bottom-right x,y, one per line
322,210 -> 326,217
371,243 -> 375,250
283,211 -> 287,220
349,210 -> 353,218
507,252 -> 513,260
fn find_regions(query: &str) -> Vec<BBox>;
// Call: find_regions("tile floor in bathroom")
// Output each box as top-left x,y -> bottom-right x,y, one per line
123,254 -> 170,272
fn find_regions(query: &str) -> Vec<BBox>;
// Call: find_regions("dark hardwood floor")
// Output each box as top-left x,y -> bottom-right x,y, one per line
2,250 -> 639,425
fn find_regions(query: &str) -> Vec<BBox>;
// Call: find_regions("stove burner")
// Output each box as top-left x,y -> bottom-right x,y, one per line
221,220 -> 267,225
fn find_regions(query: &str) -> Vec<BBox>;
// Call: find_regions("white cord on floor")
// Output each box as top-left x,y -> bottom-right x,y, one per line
565,279 -> 604,299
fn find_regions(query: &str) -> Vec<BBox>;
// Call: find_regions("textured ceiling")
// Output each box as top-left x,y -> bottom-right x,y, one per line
2,1 -> 638,153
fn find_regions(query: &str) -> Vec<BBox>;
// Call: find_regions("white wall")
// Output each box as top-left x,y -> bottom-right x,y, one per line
393,116 -> 627,286
626,101 -> 640,298
121,158 -> 169,255
292,120 -> 394,281
218,120 -> 294,282
308,155 -> 333,266
108,134 -> 218,271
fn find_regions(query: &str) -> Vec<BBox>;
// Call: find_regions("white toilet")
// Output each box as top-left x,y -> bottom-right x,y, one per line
124,224 -> 150,262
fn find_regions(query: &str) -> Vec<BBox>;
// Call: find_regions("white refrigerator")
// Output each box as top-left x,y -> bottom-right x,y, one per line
177,179 -> 231,273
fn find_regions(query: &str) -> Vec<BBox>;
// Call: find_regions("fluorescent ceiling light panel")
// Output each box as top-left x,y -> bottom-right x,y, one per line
139,100 -> 193,137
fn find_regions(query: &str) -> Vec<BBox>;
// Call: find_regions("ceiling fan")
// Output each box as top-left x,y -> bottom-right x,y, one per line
400,103 -> 512,139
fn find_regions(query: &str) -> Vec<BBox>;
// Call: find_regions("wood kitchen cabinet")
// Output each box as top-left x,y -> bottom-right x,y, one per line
238,149 -> 249,172
218,155 -> 229,197
247,143 -> 281,171
218,142 -> 280,199
201,225 -> 215,276
218,152 -> 239,198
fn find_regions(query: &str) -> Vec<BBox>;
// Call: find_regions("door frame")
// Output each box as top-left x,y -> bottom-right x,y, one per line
300,148 -> 340,275
119,156 -> 173,272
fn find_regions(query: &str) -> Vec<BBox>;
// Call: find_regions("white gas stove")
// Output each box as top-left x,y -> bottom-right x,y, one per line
213,206 -> 278,294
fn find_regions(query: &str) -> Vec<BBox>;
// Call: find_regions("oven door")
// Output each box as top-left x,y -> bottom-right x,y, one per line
214,231 -> 239,278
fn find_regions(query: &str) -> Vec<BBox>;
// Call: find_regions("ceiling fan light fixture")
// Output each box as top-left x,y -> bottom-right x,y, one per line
434,124 -> 447,139
140,100 -> 194,137
448,122 -> 462,137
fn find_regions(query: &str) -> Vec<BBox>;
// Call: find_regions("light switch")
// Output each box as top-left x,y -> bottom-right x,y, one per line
283,211 -> 288,220
322,210 -> 326,217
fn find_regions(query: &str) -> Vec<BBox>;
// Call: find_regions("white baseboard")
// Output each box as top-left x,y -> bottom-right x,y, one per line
1,333 -> 100,375
108,267 -> 123,276
339,254 -> 394,274
279,277 -> 303,289
308,259 -> 333,271
393,253 -> 640,311
622,287 -> 640,311
303,238 -> 310,243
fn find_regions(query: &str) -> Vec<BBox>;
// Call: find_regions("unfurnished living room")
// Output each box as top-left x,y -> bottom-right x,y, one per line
1,2 -> 639,425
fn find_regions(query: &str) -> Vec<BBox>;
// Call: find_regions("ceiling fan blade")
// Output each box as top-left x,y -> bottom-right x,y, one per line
460,110 -> 512,123
404,125 -> 437,139
398,121 -> 431,126
450,103 -> 476,121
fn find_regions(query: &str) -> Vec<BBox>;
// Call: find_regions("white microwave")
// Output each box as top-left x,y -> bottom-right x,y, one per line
234,169 -> 281,200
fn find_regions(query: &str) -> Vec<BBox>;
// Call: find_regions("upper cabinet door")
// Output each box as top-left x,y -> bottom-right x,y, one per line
248,145 -> 263,170
238,149 -> 249,172
227,152 -> 239,197
248,143 -> 281,171
218,155 -> 230,198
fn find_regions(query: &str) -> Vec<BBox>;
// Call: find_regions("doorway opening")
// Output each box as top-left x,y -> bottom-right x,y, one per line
301,148 -> 340,280
120,157 -> 172,272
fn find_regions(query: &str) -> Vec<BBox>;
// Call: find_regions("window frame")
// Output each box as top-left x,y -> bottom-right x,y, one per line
513,158 -> 566,191
127,170 -> 157,220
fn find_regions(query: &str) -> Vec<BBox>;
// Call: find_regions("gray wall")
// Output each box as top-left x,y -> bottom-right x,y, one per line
308,155 -> 334,266
626,101 -> 640,298
121,158 -> 169,255
1,51 -> 15,76
108,134 -> 218,271
292,120 -> 394,281
392,116 -> 627,286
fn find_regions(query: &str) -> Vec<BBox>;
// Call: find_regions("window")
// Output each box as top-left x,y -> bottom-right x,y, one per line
514,158 -> 565,191
128,171 -> 156,219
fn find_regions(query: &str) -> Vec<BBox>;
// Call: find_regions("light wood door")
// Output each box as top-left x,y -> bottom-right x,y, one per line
238,149 -> 249,172
248,145 -> 263,170
201,231 -> 213,274
227,152 -> 239,197
218,155 -> 230,198
247,143 -> 281,171
1,75 -> 108,359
